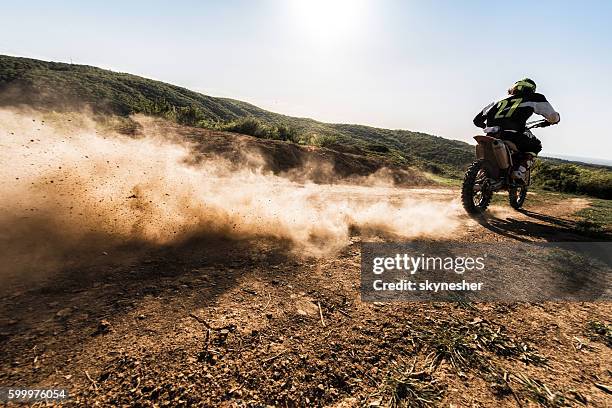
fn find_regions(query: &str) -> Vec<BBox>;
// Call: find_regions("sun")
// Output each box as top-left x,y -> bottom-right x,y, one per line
288,0 -> 370,44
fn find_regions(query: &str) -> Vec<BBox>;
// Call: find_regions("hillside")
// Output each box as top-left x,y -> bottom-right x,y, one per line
0,54 -> 472,174
1,54 -> 611,198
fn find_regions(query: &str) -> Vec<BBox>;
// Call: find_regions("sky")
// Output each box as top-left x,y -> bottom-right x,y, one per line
1,0 -> 611,160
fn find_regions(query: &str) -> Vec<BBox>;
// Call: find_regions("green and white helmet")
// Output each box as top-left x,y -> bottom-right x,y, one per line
509,78 -> 536,94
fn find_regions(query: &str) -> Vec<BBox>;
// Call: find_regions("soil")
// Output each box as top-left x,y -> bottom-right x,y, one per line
1,185 -> 610,407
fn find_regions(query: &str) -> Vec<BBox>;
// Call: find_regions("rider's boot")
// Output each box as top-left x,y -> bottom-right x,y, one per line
512,166 -> 528,181
511,154 -> 535,182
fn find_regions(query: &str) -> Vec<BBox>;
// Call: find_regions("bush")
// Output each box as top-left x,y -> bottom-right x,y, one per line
175,105 -> 206,125
367,143 -> 390,153
222,117 -> 268,137
307,133 -> 338,148
532,161 -> 612,199
218,118 -> 301,142
424,163 -> 443,175
276,124 -> 299,143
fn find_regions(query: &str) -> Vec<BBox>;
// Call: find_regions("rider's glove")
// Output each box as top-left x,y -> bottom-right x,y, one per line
484,126 -> 501,134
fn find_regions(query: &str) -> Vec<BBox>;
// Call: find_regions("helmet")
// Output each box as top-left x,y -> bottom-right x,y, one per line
508,78 -> 536,95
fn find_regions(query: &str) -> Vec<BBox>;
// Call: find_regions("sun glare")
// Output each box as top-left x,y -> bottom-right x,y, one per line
288,0 -> 370,44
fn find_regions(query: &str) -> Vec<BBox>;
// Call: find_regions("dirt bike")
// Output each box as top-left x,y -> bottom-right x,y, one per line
461,119 -> 552,215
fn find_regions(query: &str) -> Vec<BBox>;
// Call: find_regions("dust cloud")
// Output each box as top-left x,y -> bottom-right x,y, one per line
0,108 -> 461,279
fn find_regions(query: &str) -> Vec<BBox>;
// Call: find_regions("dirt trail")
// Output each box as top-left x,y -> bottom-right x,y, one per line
1,185 -> 610,407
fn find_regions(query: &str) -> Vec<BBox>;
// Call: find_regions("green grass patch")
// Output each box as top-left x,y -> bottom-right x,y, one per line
532,160 -> 612,199
574,198 -> 612,232
422,173 -> 462,187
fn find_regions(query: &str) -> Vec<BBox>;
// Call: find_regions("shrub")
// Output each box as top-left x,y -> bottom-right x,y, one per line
276,124 -> 300,143
307,133 -> 337,147
222,117 -> 268,137
532,161 -> 612,199
367,143 -> 390,153
175,105 -> 206,125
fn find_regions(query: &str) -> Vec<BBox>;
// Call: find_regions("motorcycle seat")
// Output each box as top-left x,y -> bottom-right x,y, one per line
473,135 -> 497,143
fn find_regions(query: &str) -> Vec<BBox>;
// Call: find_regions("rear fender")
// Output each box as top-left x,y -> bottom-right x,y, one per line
473,135 -> 497,144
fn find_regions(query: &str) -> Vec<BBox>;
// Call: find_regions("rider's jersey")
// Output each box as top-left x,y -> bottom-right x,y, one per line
473,92 -> 560,132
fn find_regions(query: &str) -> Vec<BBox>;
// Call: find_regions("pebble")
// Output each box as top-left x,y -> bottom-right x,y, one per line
56,308 -> 73,318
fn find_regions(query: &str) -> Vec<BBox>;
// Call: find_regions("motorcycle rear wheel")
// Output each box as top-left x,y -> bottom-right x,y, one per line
461,159 -> 493,214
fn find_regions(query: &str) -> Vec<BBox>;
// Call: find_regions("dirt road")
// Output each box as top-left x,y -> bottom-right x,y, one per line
1,187 -> 610,407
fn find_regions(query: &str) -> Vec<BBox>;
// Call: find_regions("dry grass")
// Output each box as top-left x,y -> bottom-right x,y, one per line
375,357 -> 444,408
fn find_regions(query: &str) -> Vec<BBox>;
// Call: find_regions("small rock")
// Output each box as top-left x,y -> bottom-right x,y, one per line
136,314 -> 146,320
93,319 -> 112,335
56,307 -> 73,318
218,329 -> 230,345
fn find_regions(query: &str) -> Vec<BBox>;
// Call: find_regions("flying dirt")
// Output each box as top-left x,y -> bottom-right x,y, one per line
0,108 -> 462,281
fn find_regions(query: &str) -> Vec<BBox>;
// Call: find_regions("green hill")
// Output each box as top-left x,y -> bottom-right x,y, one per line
0,54 -> 472,174
1,54 -> 610,198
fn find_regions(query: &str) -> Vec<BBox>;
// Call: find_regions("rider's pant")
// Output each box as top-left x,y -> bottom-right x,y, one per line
500,130 -> 542,156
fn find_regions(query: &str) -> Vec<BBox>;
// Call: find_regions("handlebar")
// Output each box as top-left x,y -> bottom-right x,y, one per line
526,119 -> 553,129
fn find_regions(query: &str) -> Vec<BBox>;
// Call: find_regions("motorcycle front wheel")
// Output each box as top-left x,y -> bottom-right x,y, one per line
509,185 -> 527,210
461,159 -> 493,215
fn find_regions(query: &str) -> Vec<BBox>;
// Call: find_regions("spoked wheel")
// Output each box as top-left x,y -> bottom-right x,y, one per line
509,185 -> 527,210
461,160 -> 493,214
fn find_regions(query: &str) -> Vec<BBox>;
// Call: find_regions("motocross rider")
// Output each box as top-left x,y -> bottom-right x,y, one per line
473,78 -> 560,181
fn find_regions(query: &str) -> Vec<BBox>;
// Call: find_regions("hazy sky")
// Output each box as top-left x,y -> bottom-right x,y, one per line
2,0 -> 611,160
